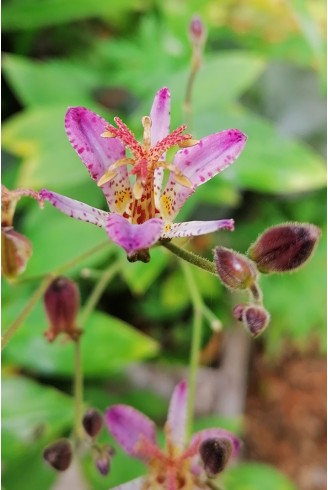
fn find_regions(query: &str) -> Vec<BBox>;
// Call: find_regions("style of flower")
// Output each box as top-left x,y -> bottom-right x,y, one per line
40,88 -> 247,261
105,380 -> 241,489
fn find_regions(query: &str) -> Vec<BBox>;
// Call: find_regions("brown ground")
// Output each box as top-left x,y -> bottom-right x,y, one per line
244,345 -> 327,490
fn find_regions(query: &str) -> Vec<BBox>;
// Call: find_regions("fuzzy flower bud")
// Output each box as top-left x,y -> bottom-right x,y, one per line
1,227 -> 32,280
189,15 -> 207,46
94,446 -> 115,477
214,247 -> 257,290
248,223 -> 321,273
242,305 -> 270,337
44,276 -> 81,342
232,303 -> 247,322
199,438 -> 233,478
82,409 -> 103,438
43,439 -> 72,471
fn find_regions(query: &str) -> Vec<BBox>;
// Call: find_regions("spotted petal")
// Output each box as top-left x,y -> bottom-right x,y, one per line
190,428 -> 242,475
40,190 -> 108,228
161,219 -> 234,239
110,477 -> 144,490
166,380 -> 188,449
106,214 -> 164,256
160,129 -> 247,221
105,405 -> 157,460
65,107 -> 132,214
150,87 -> 171,209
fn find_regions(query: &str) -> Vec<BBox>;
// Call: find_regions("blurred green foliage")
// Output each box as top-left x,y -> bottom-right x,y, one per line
2,0 -> 326,488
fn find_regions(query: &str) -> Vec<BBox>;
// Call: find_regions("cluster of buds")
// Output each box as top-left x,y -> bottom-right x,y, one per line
1,185 -> 43,280
82,408 -> 115,476
43,276 -> 81,342
214,223 -> 320,337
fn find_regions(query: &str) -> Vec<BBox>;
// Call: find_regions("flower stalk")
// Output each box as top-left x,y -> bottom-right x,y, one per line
162,240 -> 217,276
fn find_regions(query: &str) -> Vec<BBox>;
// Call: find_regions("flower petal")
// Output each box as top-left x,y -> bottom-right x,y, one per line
190,428 -> 241,475
110,477 -> 145,490
166,380 -> 188,449
161,219 -> 234,239
150,87 -> 171,208
105,405 -> 156,460
160,129 -> 247,221
65,107 -> 132,214
106,214 -> 164,255
40,190 -> 108,227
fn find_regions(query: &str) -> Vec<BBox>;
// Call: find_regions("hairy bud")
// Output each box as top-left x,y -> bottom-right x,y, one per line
44,276 -> 81,342
214,247 -> 257,290
43,439 -> 72,471
242,305 -> 270,337
82,409 -> 103,438
248,223 -> 320,273
94,446 -> 115,477
199,438 -> 233,478
232,303 -> 247,322
1,227 -> 32,280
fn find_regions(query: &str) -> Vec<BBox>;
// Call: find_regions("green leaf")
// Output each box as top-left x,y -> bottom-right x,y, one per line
3,304 -> 159,377
2,54 -> 101,107
2,376 -> 73,461
222,462 -> 297,490
193,107 -> 326,194
2,0 -> 149,31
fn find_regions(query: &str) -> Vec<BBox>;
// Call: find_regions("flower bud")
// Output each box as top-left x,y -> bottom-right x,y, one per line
95,454 -> 110,476
248,223 -> 321,273
242,305 -> 270,337
189,15 -> 207,46
1,227 -> 32,280
214,247 -> 257,290
44,276 -> 81,342
43,439 -> 72,471
82,409 -> 103,438
232,303 -> 247,322
199,437 -> 233,478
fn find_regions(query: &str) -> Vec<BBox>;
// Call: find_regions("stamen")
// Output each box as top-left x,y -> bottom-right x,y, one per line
101,131 -> 116,138
97,158 -> 134,186
142,116 -> 152,150
177,138 -> 199,148
132,180 -> 144,199
150,125 -> 193,162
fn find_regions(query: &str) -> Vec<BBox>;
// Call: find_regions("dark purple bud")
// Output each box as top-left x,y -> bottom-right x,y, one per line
95,454 -> 110,476
1,227 -> 32,280
82,409 -> 103,438
189,15 -> 206,45
248,223 -> 321,273
199,437 -> 233,477
232,303 -> 247,322
44,276 -> 81,342
214,247 -> 257,290
43,439 -> 72,471
242,305 -> 270,337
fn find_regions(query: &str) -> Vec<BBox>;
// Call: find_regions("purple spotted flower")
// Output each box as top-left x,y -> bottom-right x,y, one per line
40,88 -> 247,261
105,380 -> 241,489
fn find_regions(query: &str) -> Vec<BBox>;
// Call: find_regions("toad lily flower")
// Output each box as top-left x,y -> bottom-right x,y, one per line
105,380 -> 241,489
40,88 -> 247,262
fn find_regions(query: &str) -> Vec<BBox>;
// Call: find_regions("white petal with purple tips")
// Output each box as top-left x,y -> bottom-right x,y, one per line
65,107 -> 132,213
160,129 -> 247,221
106,214 -> 164,255
166,380 -> 188,449
105,405 -> 156,460
161,219 -> 234,239
40,190 -> 108,228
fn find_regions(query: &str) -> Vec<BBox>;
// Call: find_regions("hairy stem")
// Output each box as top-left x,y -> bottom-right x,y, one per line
162,241 -> 217,276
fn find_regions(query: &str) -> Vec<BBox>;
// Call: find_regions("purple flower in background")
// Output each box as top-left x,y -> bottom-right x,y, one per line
40,88 -> 247,261
105,380 -> 241,489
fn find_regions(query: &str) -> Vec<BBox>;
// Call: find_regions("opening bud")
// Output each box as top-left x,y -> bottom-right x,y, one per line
82,408 -> 103,438
214,247 -> 257,290
199,437 -> 233,478
1,227 -> 32,280
248,223 -> 321,273
44,276 -> 81,342
242,305 -> 270,337
43,438 -> 72,471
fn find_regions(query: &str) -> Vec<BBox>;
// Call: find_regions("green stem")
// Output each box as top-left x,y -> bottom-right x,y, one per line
1,275 -> 53,349
73,261 -> 121,442
162,241 -> 217,276
181,261 -> 204,440
2,240 -> 110,350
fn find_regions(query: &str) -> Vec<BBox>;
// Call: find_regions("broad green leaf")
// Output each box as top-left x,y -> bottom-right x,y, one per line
193,107 -> 326,194
2,376 -> 73,461
2,54 -> 101,107
3,305 -> 159,377
222,462 -> 297,490
2,106 -> 113,190
2,0 -> 150,31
